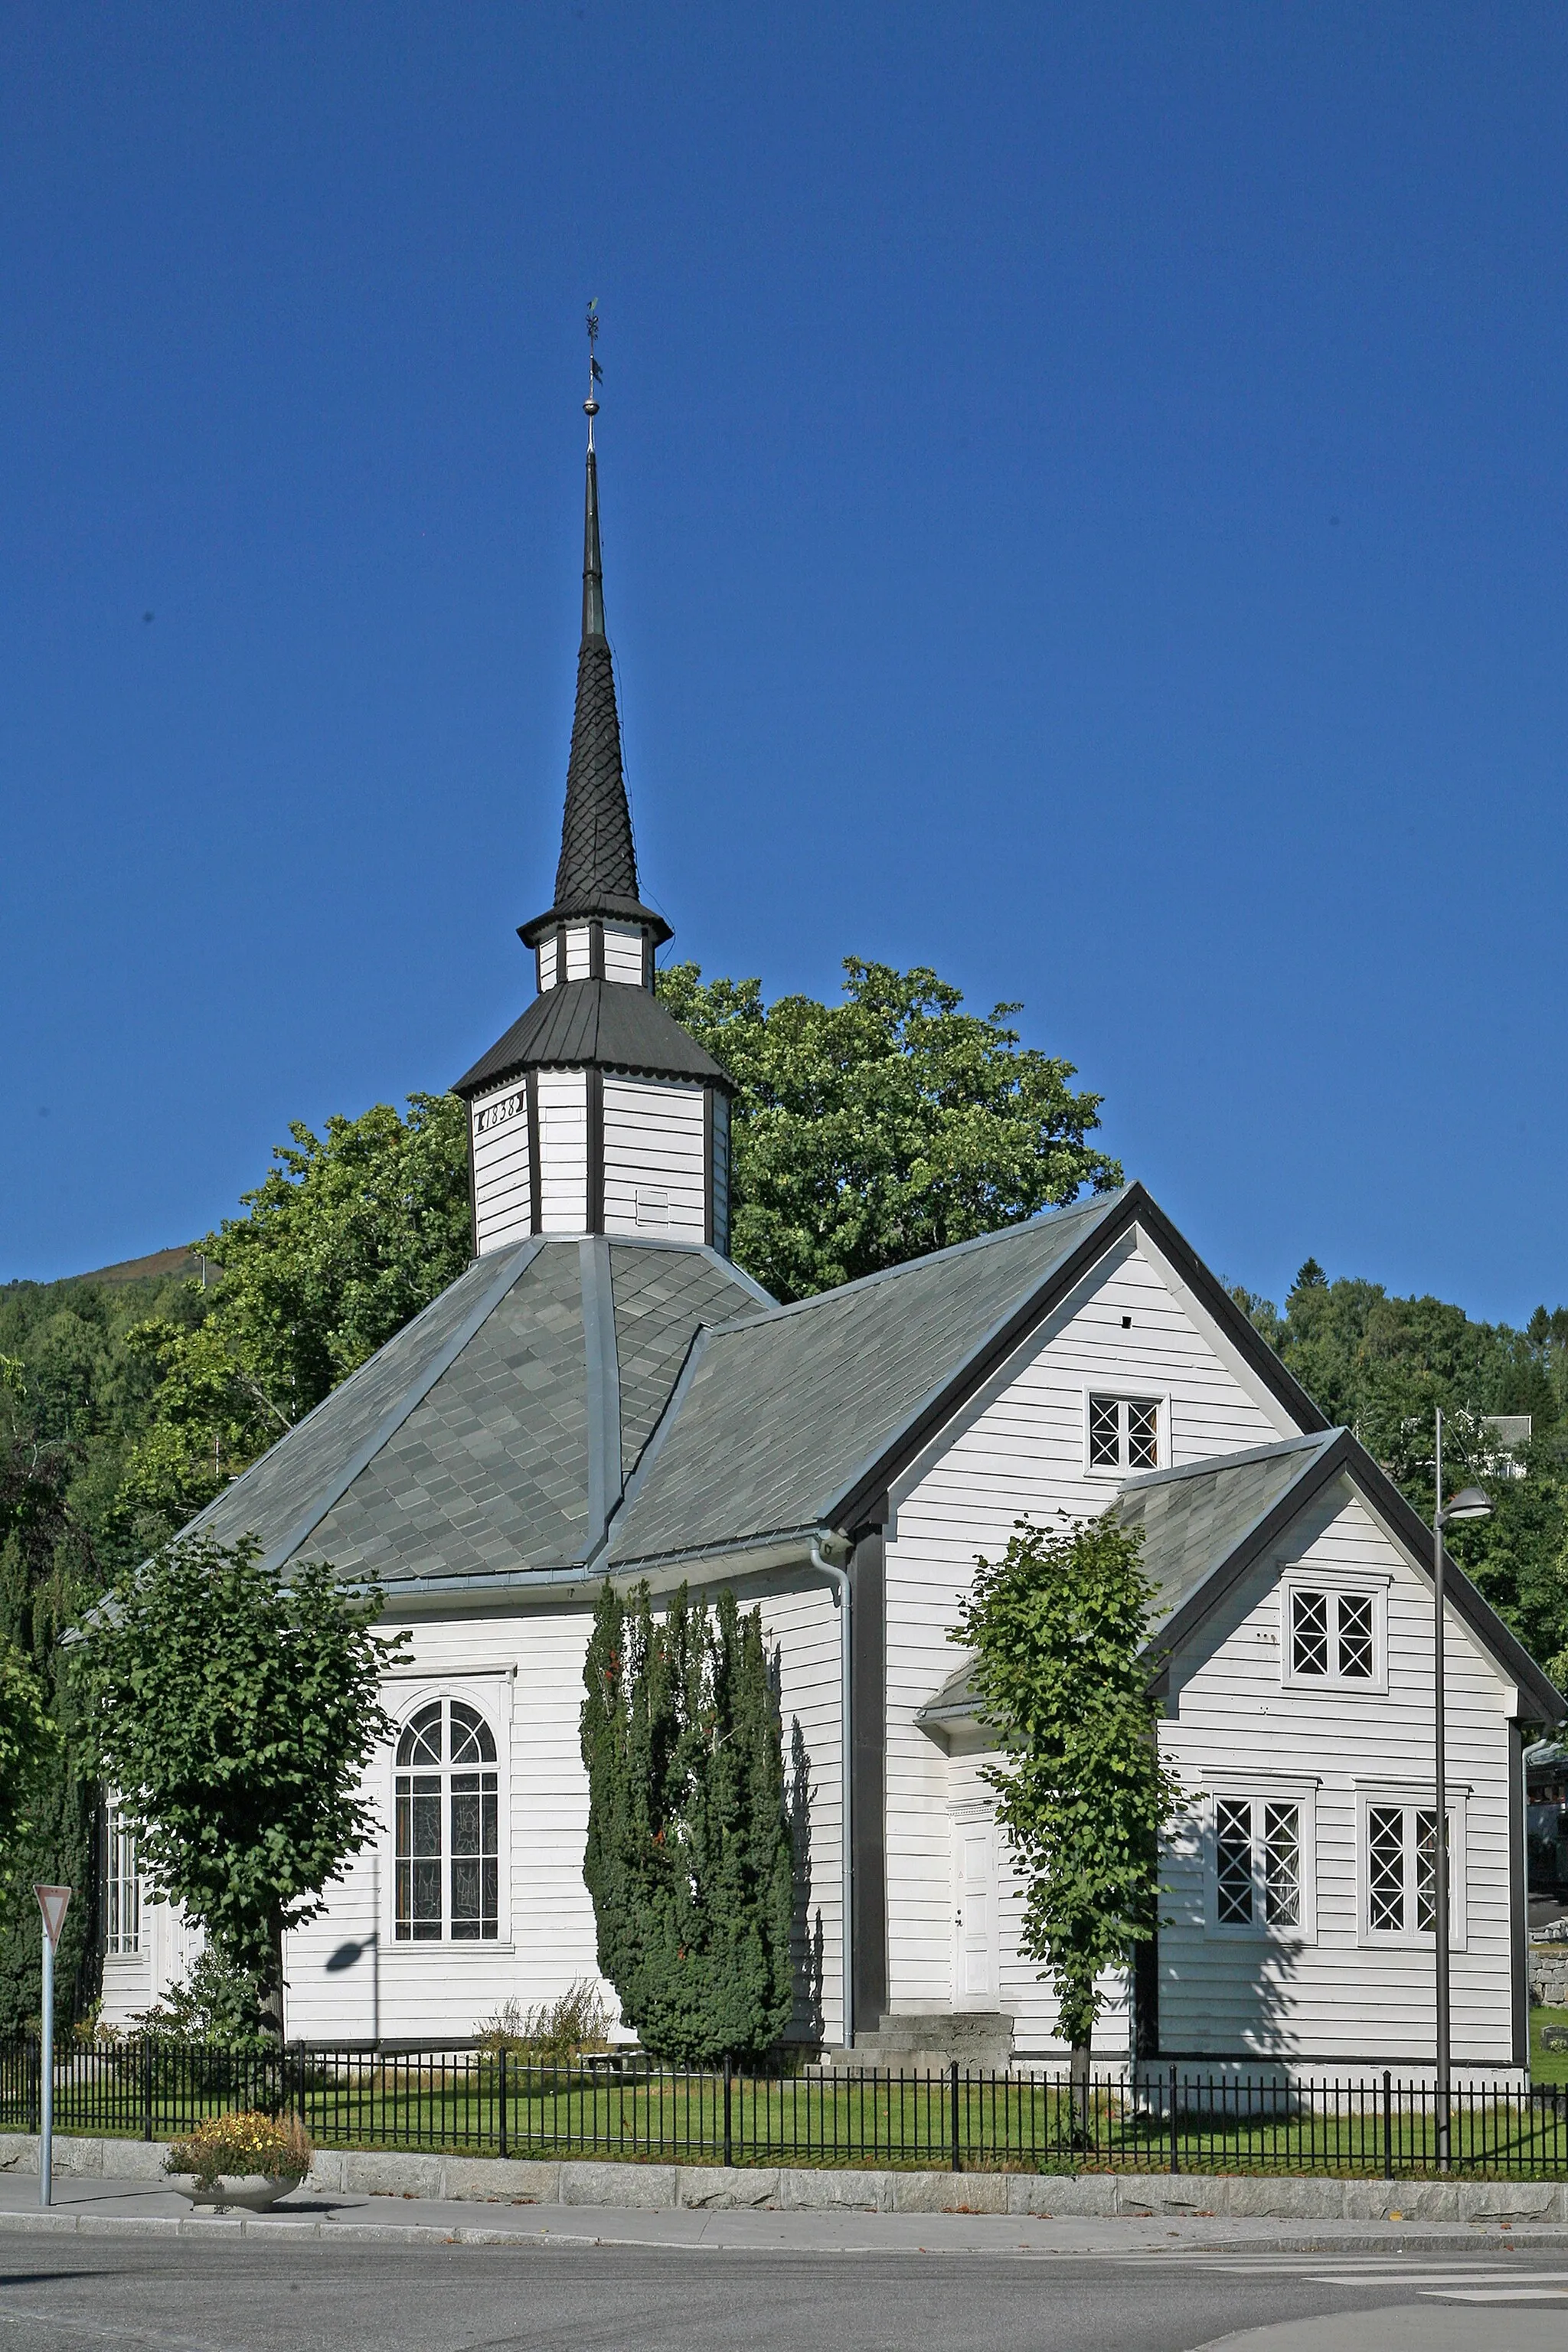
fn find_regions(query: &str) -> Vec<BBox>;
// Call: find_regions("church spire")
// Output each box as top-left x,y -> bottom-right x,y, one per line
518,308 -> 672,959
455,309 -> 733,1258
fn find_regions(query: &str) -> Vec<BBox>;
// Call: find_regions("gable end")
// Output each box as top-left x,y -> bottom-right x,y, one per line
829,1183 -> 1328,1533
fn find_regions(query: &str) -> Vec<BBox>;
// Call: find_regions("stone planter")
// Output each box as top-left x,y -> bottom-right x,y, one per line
168,2173 -> 302,2213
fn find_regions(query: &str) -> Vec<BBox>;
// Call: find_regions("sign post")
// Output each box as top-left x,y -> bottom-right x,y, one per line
34,1886 -> 70,2210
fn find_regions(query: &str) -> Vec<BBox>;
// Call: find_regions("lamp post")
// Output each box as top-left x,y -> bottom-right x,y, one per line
1431,1407 -> 1491,2171
33,1885 -> 71,2210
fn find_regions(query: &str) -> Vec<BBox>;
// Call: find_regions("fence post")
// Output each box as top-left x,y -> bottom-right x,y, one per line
1168,2064 -> 1178,2175
140,2039 -> 152,2142
498,2045 -> 508,2161
723,2056 -> 733,2169
1382,2070 -> 1393,2180
950,2060 -> 962,2175
26,2039 -> 39,2138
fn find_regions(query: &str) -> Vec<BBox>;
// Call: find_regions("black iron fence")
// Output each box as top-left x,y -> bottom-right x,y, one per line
3,2040 -> 1566,2179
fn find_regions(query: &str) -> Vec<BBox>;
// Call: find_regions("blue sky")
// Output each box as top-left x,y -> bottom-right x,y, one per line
2,4 -> 1563,1323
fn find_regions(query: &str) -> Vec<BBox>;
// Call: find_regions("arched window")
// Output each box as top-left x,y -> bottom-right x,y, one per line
394,1698 -> 499,1942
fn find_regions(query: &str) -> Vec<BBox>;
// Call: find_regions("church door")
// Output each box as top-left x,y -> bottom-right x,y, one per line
951,1808 -> 998,2008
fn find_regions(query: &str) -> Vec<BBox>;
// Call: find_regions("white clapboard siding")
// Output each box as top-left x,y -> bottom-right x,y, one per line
538,933 -> 560,990
285,1607 -> 622,2044
536,1069 -> 589,1231
880,1234 -> 1294,2030
603,923 -> 646,985
471,1083 -> 533,1254
602,1079 -> 707,1240
284,1583 -> 846,2045
1157,1478 -> 1518,2066
761,1581 -> 845,2046
563,925 -> 593,982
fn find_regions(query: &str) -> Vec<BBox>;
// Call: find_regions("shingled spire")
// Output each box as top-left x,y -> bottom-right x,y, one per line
521,309 -> 671,954
554,447 -> 639,907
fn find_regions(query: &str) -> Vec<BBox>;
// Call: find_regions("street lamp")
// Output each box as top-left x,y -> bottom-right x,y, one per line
1432,1406 -> 1491,2171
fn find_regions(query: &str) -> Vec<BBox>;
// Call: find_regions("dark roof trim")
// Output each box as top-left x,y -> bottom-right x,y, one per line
518,893 -> 673,950
197,1240 -> 546,1579
828,1183 -> 1328,1533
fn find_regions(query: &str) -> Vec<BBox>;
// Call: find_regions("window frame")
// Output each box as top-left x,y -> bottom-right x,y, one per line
1204,1775 -> 1318,1943
1354,1783 -> 1468,1950
1279,1570 -> 1390,1697
103,1803 -> 141,1958
390,1691 -> 508,1949
1081,1389 -> 1170,1478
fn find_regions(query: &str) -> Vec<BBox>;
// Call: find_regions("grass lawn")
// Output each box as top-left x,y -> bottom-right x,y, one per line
1532,2004 -> 1568,2086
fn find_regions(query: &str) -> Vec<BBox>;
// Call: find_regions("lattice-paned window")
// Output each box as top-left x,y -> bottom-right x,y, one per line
1366,1804 -> 1445,1937
1086,1395 -> 1162,1472
1213,1796 -> 1305,1931
395,1699 -> 499,1942
1287,1587 -> 1380,1684
104,1808 -> 140,1955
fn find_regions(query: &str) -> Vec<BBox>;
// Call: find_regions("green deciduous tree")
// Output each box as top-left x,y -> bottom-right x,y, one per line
581,1579 -> 794,2063
71,1533 -> 404,2039
953,1515 -> 1184,2120
659,959 -> 1122,1302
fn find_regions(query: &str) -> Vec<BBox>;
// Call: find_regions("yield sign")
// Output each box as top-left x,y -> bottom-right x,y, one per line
34,1886 -> 70,1950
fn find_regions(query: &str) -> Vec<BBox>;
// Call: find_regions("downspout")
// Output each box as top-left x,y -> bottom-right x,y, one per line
810,1530 -> 854,2050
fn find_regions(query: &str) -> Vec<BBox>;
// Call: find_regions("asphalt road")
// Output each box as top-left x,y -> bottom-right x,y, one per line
2,2238 -> 1568,2352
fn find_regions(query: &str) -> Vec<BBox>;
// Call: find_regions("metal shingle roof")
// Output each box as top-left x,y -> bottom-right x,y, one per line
182,1239 -> 766,1588
606,1192 -> 1128,1566
1111,1432 -> 1338,1629
452,978 -> 730,1098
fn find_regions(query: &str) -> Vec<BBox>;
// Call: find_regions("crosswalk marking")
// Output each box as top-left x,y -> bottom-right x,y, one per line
1423,2288 -> 1568,2301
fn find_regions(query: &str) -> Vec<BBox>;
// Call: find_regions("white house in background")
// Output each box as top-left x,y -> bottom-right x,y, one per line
100,399 -> 1563,2079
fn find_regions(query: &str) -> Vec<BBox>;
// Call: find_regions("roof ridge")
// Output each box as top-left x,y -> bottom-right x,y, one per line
700,1187 -> 1130,1338
1117,1428 -> 1341,1494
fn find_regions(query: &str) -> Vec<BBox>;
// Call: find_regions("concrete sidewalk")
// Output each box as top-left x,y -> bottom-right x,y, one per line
4,2170 -> 1568,2256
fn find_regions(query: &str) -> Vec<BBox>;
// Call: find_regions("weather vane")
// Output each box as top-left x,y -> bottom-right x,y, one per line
585,298 -> 603,446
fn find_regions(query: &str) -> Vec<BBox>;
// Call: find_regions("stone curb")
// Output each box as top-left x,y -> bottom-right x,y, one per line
3,2132 -> 1566,2225
4,2209 -> 1568,2256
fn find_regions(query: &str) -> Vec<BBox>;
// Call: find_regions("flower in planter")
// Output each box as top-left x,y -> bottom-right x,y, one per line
164,2111 -> 312,2194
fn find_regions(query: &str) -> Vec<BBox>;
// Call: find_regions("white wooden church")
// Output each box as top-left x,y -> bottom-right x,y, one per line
101,397 -> 1562,2080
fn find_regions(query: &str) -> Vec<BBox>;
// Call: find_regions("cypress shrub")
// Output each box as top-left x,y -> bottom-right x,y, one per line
581,1579 -> 794,2063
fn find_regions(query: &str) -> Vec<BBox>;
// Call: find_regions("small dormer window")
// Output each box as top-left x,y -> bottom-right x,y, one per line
1086,1394 -> 1162,1472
